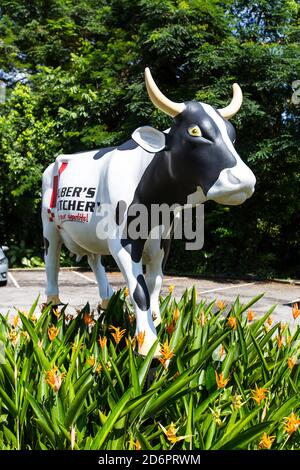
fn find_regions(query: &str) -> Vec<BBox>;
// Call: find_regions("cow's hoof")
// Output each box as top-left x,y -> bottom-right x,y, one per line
47,295 -> 62,305
100,298 -> 110,310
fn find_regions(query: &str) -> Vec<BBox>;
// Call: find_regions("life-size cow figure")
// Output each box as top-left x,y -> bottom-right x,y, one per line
42,68 -> 256,356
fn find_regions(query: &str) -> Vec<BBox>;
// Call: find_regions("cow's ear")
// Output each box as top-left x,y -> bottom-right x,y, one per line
131,126 -> 166,153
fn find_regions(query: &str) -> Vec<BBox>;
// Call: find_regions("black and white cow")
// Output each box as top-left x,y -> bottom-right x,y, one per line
42,68 -> 255,356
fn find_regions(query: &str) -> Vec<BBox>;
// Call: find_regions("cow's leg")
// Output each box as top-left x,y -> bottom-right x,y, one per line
109,240 -> 159,356
87,254 -> 114,308
43,223 -> 62,305
145,249 -> 164,327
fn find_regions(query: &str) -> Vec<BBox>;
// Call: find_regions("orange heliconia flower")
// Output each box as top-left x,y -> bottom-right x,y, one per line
45,366 -> 65,393
159,422 -> 191,444
98,336 -> 107,349
232,395 -> 244,410
218,344 -> 226,360
292,303 -> 300,320
133,439 -> 141,450
124,287 -> 129,298
284,412 -> 300,435
288,357 -> 296,370
21,331 -> 30,342
159,340 -> 174,369
216,300 -> 226,310
83,313 -> 95,326
173,308 -> 180,322
166,321 -> 175,335
267,316 -> 273,326
52,307 -> 61,319
137,331 -> 146,349
8,330 -> 19,346
252,384 -> 268,405
247,310 -> 255,322
258,432 -> 275,449
11,314 -> 20,328
18,309 -> 28,318
227,316 -> 237,330
276,335 -> 284,349
48,325 -> 59,341
87,356 -> 95,367
199,309 -> 206,326
168,284 -> 175,294
125,336 -> 136,348
215,371 -> 229,389
109,325 -> 126,345
128,313 -> 135,325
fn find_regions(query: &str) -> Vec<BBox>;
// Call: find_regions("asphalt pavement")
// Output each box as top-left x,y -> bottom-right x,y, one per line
0,269 -> 299,325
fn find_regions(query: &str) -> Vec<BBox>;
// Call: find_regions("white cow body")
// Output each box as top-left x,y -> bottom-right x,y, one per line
42,145 -> 166,355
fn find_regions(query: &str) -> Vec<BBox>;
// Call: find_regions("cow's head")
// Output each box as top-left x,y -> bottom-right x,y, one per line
132,68 -> 255,206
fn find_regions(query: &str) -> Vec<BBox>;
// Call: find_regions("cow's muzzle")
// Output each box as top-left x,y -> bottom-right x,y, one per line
206,163 -> 256,206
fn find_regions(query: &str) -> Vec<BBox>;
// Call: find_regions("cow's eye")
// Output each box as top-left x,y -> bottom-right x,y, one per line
188,125 -> 202,137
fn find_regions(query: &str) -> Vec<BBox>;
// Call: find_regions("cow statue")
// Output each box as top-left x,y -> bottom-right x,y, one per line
42,68 -> 256,356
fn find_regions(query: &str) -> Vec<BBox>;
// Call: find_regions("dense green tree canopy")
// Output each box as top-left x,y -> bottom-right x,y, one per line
0,0 -> 299,276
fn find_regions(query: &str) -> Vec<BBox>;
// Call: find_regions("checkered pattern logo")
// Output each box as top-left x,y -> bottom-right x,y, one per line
47,208 -> 55,222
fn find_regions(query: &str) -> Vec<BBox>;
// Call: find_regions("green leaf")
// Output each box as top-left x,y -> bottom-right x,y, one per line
135,428 -> 154,450
129,344 -> 141,396
142,369 -> 198,418
65,375 -> 94,428
219,422 -> 273,450
26,392 -> 56,445
236,318 -> 248,368
251,305 -> 277,335
29,295 -> 40,317
269,395 -> 300,422
237,293 -> 264,316
90,388 -> 132,450
194,390 -> 220,423
212,408 -> 261,450
0,387 -> 18,417
250,331 -> 270,381
19,313 -> 51,370
138,339 -> 159,388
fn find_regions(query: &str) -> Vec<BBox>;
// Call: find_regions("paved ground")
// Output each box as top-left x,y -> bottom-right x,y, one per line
0,269 -> 299,324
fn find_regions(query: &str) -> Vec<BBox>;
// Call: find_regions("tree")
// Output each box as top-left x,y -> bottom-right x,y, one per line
0,0 -> 299,276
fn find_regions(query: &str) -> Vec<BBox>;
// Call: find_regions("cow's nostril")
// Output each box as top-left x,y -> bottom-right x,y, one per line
227,171 -> 240,185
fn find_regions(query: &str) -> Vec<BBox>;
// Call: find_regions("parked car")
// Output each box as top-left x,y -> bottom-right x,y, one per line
0,246 -> 8,286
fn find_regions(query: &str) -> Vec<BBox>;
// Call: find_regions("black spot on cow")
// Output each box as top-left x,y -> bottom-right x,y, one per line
161,218 -> 175,270
115,200 -> 127,225
44,237 -> 49,256
93,140 -> 138,160
93,147 -> 115,160
133,274 -> 150,311
117,139 -> 138,151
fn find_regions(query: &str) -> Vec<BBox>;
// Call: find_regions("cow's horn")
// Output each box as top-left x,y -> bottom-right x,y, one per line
218,83 -> 243,119
145,67 -> 185,117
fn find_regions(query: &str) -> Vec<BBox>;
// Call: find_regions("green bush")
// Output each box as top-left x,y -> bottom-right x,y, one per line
0,289 -> 299,450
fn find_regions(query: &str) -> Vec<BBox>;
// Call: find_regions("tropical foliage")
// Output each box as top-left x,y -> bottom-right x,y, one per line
0,289 -> 299,450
